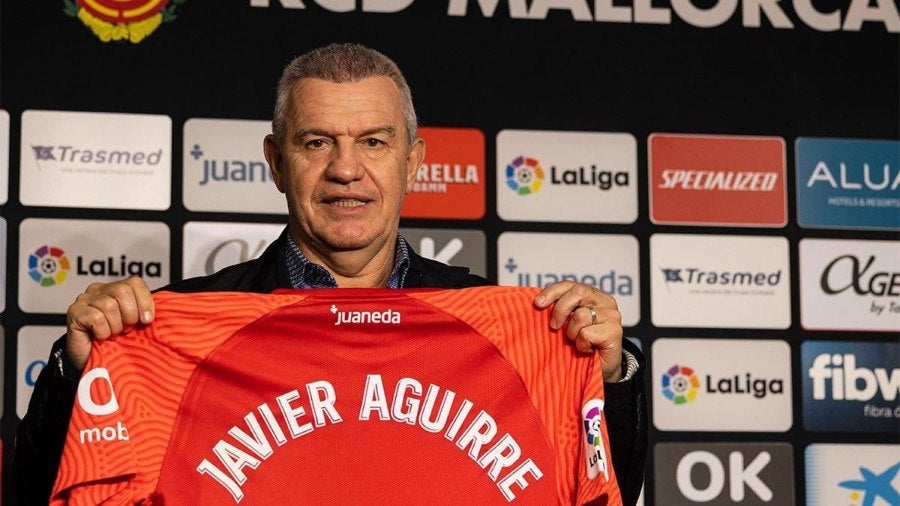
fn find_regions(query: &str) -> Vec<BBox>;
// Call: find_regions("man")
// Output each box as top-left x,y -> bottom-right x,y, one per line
15,43 -> 646,505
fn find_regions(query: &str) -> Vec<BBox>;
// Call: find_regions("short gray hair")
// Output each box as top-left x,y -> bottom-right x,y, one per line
272,43 -> 418,148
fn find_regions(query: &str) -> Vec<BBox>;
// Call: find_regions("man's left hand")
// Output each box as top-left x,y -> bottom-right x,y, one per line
534,281 -> 624,382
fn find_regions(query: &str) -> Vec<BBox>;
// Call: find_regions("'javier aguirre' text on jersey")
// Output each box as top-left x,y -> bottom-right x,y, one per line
52,286 -> 621,505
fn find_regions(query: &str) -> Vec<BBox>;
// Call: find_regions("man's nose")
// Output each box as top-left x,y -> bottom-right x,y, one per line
325,141 -> 365,184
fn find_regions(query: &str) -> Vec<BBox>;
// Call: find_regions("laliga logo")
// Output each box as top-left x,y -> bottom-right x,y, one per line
506,156 -> 545,195
662,365 -> 700,405
581,399 -> 609,481
63,0 -> 187,44
28,245 -> 70,287
331,304 -> 401,326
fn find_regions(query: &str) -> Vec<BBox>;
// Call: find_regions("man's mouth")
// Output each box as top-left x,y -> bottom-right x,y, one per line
329,198 -> 367,208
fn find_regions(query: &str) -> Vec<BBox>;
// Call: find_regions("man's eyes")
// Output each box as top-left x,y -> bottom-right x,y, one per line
305,139 -> 327,149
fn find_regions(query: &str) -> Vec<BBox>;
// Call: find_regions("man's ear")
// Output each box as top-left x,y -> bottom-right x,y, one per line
405,137 -> 425,192
264,134 -> 286,193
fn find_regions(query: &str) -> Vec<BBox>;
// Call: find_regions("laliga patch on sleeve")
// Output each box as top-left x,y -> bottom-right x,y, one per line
581,398 -> 609,481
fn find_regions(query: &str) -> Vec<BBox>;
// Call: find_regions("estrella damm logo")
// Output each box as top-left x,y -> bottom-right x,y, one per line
505,156 -> 544,195
63,0 -> 186,43
661,364 -> 700,405
28,245 -> 70,287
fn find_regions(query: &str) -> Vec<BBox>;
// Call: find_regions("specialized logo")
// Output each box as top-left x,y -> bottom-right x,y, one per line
581,399 -> 609,481
505,156 -> 545,195
661,365 -> 699,405
838,462 -> 900,506
191,144 -> 271,187
28,245 -> 70,286
649,134 -> 786,226
796,138 -> 899,230
802,341 -> 899,433
330,305 -> 401,326
63,0 -> 186,44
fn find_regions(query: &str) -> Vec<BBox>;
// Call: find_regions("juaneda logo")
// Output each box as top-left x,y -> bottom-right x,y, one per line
330,305 -> 401,326
64,0 -> 186,43
28,245 -> 70,286
802,341 -> 899,433
191,144 -> 272,187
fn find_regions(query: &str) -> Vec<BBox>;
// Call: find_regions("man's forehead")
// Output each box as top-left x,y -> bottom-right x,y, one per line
289,76 -> 405,131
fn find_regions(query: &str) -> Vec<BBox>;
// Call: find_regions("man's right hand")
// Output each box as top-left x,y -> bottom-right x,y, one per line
65,277 -> 154,371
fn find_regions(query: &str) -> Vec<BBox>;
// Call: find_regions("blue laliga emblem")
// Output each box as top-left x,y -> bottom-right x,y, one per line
802,341 -> 899,433
796,138 -> 900,230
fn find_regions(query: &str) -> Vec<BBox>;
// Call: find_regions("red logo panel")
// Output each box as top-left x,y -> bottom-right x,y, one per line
401,127 -> 485,220
649,134 -> 787,227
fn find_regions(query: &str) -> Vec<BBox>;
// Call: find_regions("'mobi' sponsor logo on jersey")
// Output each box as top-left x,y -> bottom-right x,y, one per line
76,367 -> 130,444
183,118 -> 285,214
649,134 -> 787,227
796,138 -> 900,231
655,443 -> 795,505
652,338 -> 792,432
805,444 -> 900,506
330,304 -> 401,325
20,110 -> 171,210
401,127 -> 485,220
802,341 -> 899,433
182,221 -> 284,279
18,218 -> 170,313
1,109 -> 9,205
651,234 -> 791,329
799,239 -> 899,331
400,227 -> 487,278
16,326 -> 64,418
497,232 -> 640,326
496,130 -> 637,223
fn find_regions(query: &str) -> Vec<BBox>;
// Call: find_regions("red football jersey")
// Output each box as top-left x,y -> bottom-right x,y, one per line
52,286 -> 621,505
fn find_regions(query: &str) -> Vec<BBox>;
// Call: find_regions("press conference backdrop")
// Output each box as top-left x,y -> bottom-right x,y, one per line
1,1 -> 898,504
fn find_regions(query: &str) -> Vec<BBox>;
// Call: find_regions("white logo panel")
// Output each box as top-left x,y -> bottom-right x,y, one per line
20,110 -> 171,210
496,130 -> 637,223
498,232 -> 640,326
800,239 -> 899,331
651,234 -> 791,329
17,326 -> 66,418
653,338 -> 793,432
1,109 -> 9,205
182,221 -> 284,279
18,218 -> 170,313
805,444 -> 900,506
183,118 -> 285,214
0,218 -> 6,312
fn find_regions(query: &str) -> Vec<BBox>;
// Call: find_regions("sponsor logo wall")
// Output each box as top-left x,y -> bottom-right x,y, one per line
1,5 -> 897,504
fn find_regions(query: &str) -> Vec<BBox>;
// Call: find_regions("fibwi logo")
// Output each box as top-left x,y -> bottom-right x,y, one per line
63,0 -> 186,44
661,365 -> 700,405
330,304 -> 401,326
505,156 -> 545,195
581,399 -> 609,481
28,245 -> 70,286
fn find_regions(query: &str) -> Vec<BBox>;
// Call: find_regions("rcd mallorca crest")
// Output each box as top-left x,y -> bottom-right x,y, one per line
63,0 -> 186,43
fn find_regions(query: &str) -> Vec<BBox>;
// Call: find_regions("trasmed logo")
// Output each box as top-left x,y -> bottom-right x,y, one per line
20,110 -> 171,210
27,245 -> 70,287
655,443 -> 795,505
330,304 -> 401,326
796,138 -> 899,231
802,341 -> 899,433
649,134 -> 787,227
800,239 -> 899,331
183,118 -> 284,214
661,365 -> 700,405
401,127 -> 485,220
653,338 -> 792,432
496,130 -> 637,223
498,232 -> 640,326
806,444 -> 900,506
64,0 -> 186,43
505,156 -> 545,195
651,234 -> 791,329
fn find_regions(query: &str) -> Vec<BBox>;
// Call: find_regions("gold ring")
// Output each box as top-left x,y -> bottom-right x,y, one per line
588,306 -> 597,326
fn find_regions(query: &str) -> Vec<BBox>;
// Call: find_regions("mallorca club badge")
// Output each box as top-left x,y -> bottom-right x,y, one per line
63,0 -> 186,43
